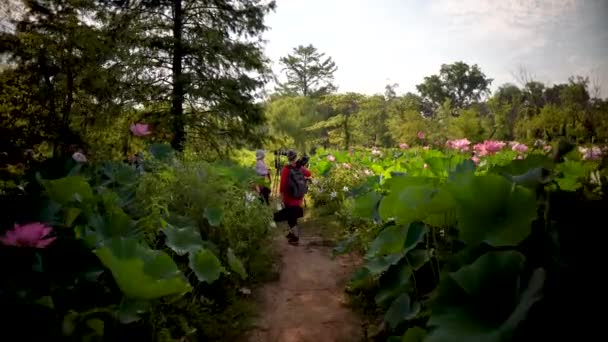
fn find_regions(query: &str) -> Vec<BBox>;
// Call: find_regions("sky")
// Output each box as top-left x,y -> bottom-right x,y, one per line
263,0 -> 608,97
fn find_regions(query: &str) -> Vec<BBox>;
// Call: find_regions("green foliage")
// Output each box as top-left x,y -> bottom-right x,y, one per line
188,249 -> 226,284
314,144 -> 606,340
264,96 -> 321,151
416,62 -> 493,112
95,237 -> 191,299
2,145 -> 275,340
427,251 -> 527,342
276,44 -> 337,97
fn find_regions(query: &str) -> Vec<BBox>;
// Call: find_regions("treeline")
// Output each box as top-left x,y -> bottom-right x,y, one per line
266,46 -> 608,151
0,0 -> 275,163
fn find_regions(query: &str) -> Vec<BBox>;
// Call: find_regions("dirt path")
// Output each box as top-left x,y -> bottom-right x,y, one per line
245,225 -> 364,342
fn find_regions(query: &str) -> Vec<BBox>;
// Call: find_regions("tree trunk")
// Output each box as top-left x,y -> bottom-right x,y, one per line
171,0 -> 185,151
344,118 -> 350,150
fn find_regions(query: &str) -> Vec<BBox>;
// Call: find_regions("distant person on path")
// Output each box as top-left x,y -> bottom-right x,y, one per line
274,150 -> 311,245
255,149 -> 272,205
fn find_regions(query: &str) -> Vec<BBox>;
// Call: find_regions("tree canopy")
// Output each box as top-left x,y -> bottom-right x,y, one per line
276,44 -> 338,97
416,62 -> 493,115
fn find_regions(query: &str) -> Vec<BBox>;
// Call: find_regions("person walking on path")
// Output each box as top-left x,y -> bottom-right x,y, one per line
255,150 -> 272,205
273,150 -> 311,245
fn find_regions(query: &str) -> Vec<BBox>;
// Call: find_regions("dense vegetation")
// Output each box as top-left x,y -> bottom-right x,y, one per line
1,0 -> 277,340
1,0 -> 606,341
307,142 -> 604,341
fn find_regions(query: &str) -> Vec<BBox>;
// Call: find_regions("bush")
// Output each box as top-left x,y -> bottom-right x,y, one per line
0,146 -> 275,341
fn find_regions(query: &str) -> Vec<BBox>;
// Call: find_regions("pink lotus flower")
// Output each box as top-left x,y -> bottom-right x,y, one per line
513,155 -> 524,160
417,131 -> 425,140
399,143 -> 409,149
471,156 -> 480,165
484,140 -> 506,153
474,140 -> 506,156
130,123 -> 151,136
327,155 -> 336,162
342,163 -> 351,169
0,222 -> 56,248
512,143 -> 529,153
446,139 -> 471,152
543,145 -> 552,152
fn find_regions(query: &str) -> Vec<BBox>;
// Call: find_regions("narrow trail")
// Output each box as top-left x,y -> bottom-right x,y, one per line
245,222 -> 364,342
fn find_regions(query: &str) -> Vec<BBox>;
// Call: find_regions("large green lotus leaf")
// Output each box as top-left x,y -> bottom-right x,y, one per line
426,251 -> 527,342
43,176 -> 94,207
383,176 -> 439,192
89,205 -> 136,240
63,207 -> 82,227
489,154 -> 553,176
424,157 -> 449,178
555,160 -> 591,191
375,262 -> 413,307
367,225 -> 409,257
227,248 -> 248,279
352,191 -> 383,220
447,174 -> 536,247
203,207 -> 222,227
385,293 -> 421,331
162,224 -> 204,256
94,238 -> 191,299
448,159 -> 476,181
379,185 -> 438,224
367,223 -> 426,258
508,167 -> 552,189
406,249 -> 431,270
364,253 -> 404,275
188,248 -> 226,284
402,222 -> 427,254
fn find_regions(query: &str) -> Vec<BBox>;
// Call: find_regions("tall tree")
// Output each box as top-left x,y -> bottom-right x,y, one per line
0,0 -> 131,158
276,44 -> 337,97
264,96 -> 320,151
416,61 -> 492,115
126,0 -> 276,151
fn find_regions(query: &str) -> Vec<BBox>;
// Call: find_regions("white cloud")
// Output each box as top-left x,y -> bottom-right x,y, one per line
428,0 -> 580,60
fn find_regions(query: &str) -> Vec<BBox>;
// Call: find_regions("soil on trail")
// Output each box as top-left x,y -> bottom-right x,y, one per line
245,225 -> 364,342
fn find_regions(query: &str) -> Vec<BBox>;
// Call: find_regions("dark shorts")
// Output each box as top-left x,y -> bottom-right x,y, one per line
273,205 -> 304,228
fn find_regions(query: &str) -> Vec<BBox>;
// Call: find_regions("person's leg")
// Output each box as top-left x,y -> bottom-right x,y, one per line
286,206 -> 303,245
261,187 -> 271,205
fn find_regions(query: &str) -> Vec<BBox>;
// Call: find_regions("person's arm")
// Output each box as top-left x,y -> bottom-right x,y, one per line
279,166 -> 289,194
303,167 -> 312,178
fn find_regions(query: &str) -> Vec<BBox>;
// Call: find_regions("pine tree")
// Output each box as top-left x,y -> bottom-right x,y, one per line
124,0 -> 276,151
276,44 -> 337,97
